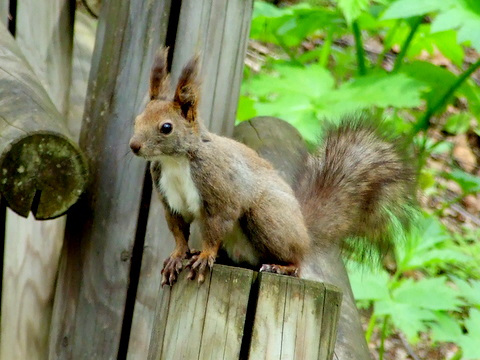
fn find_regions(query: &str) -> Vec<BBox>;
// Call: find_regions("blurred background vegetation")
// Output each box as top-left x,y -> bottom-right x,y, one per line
237,1 -> 480,359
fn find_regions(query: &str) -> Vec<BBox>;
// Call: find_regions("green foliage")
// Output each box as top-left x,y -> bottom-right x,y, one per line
242,62 -> 426,142
240,1 -> 480,358
446,169 -> 480,194
348,213 -> 480,356
241,0 -> 480,156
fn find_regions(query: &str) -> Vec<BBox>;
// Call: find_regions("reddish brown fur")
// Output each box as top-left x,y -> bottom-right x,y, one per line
130,48 -> 415,285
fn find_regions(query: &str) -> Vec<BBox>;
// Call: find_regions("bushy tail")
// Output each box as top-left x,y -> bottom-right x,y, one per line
294,117 -> 416,261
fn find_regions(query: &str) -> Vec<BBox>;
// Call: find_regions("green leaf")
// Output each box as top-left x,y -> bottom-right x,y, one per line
236,96 -> 257,121
430,312 -> 463,343
465,308 -> 480,341
337,0 -> 369,25
375,300 -> 436,340
335,72 -> 426,108
250,3 -> 343,48
243,63 -> 335,98
459,309 -> 480,359
396,214 -> 456,271
444,112 -> 472,135
400,61 -> 480,115
393,277 -> 463,311
453,279 -> 480,306
431,0 -> 480,52
382,0 -> 448,20
394,24 -> 465,66
445,169 -> 480,194
347,265 -> 390,301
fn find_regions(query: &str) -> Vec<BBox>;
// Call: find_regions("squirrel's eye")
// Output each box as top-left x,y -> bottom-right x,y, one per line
160,122 -> 173,134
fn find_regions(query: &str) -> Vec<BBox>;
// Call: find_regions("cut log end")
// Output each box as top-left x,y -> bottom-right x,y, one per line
0,132 -> 88,220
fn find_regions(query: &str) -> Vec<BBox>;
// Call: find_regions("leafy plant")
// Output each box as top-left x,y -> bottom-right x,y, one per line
240,0 -> 480,166
240,1 -> 480,358
348,213 -> 480,358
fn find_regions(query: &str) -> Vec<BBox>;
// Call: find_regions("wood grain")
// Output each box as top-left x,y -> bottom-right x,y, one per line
0,2 -> 76,359
247,272 -> 335,360
0,23 -> 86,219
170,0 -> 253,136
127,1 -> 253,358
67,10 -> 97,140
15,0 -> 74,116
48,0 -> 172,358
0,210 -> 64,360
126,197 -> 174,360
148,265 -> 254,360
0,0 -> 9,27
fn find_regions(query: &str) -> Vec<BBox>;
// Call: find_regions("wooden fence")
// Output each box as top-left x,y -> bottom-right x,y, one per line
0,0 -> 371,359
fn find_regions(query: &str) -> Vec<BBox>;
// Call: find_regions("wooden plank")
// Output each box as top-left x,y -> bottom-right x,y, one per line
248,272 -> 332,360
249,273 -> 287,359
0,0 -> 9,27
48,0 -> 172,358
15,0 -> 74,115
233,117 -> 308,185
170,0 -> 253,135
128,0 -> 253,359
148,265 -> 254,360
0,210 -> 64,359
0,24 -> 87,219
128,2 -> 253,358
67,10 -> 97,140
127,199 -> 174,360
0,2 -> 77,359
319,284 -> 342,360
198,266 -> 254,359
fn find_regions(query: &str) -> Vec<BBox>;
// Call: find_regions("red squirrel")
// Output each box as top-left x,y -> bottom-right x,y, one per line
129,48 -> 415,285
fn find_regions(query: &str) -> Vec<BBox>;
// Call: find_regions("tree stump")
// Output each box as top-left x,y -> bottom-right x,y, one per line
148,265 -> 342,360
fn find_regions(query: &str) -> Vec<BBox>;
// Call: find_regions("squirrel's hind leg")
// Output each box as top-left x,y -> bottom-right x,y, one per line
242,191 -> 310,270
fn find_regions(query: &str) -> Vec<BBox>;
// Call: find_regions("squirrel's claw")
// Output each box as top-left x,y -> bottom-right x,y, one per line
161,254 -> 185,286
260,263 -> 299,277
186,252 -> 216,283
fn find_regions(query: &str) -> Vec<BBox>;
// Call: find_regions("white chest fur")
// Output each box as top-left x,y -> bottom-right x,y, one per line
158,156 -> 201,219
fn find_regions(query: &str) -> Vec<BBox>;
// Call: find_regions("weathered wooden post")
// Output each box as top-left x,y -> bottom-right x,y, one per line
126,1 -> 254,358
48,0 -> 172,358
147,265 -> 342,360
0,24 -> 87,220
0,3 -> 82,358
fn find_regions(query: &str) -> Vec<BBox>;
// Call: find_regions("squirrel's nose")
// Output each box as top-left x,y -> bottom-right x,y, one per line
129,140 -> 142,154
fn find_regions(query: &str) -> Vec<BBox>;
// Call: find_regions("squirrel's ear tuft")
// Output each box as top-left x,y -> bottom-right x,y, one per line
150,47 -> 170,101
174,55 -> 200,122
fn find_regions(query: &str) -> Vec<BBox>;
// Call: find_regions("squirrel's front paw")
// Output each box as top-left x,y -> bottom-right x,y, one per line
161,252 -> 187,286
186,252 -> 216,283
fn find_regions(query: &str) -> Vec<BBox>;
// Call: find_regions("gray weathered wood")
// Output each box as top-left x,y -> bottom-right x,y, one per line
127,1 -> 253,358
0,24 -> 87,219
48,0 -> 172,358
148,265 -> 254,360
1,210 -> 64,360
234,116 -> 371,360
67,9 -> 97,139
0,0 -> 8,26
248,272 -> 340,360
126,198 -> 174,360
0,3 -> 80,359
170,0 -> 253,136
233,116 -> 308,185
319,284 -> 342,360
15,0 -> 74,115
